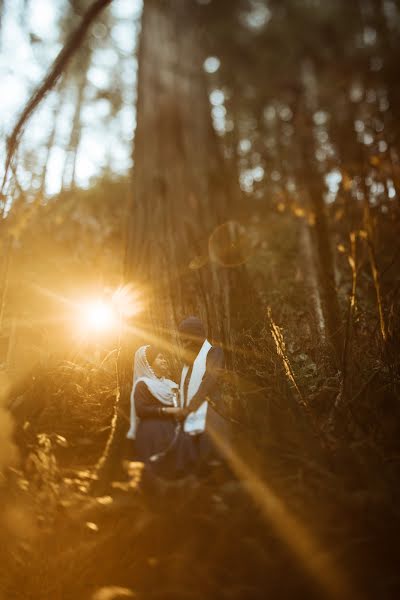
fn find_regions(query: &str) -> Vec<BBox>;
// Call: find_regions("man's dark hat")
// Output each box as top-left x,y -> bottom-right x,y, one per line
178,316 -> 206,339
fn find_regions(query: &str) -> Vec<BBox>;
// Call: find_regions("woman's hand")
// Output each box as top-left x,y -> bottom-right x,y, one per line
161,406 -> 182,415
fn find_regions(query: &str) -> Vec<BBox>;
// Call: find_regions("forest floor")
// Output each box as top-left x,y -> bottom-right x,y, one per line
2,360 -> 400,600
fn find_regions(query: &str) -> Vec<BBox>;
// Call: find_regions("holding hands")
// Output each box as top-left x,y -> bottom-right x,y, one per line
161,406 -> 190,420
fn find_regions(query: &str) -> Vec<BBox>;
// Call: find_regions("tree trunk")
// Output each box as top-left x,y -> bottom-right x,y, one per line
298,60 -> 343,364
307,173 -> 343,363
99,0 -> 260,488
125,0 -> 256,347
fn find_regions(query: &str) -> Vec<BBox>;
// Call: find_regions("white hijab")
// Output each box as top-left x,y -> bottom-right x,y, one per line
127,345 -> 178,440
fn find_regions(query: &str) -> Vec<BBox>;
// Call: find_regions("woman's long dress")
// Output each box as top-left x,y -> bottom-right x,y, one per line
135,381 -> 175,459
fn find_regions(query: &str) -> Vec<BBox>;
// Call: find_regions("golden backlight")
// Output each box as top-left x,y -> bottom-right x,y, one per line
80,300 -> 118,333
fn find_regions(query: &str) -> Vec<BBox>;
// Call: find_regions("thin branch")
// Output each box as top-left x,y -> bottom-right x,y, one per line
1,0 -> 113,201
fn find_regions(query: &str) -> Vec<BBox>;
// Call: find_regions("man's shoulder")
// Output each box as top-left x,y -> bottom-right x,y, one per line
209,344 -> 224,354
207,344 -> 225,362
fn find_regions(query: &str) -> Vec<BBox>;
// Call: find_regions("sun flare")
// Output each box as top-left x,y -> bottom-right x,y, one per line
80,300 -> 118,332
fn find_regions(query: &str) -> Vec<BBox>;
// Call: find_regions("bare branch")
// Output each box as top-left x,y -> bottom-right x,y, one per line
1,0 -> 113,201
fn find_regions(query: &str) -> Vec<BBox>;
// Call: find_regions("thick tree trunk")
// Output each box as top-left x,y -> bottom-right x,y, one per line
99,0 -> 259,489
125,0 -> 255,347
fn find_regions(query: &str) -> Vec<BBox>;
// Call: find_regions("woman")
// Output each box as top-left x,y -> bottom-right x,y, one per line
127,345 -> 182,475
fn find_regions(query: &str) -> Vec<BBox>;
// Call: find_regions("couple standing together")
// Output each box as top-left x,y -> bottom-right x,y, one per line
126,316 -> 226,479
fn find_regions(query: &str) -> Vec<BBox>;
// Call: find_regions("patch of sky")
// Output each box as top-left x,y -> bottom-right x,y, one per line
313,110 -> 329,126
54,93 -> 77,143
210,89 -> 227,134
324,169 -> 342,203
363,132 -> 374,145
203,56 -> 220,74
212,105 -> 226,120
239,170 -> 254,193
253,165 -> 264,182
27,0 -> 62,42
379,140 -> 388,152
0,75 -> 29,123
121,59 -> 138,93
46,146 -> 67,195
238,139 -> 252,155
0,0 -> 142,196
87,65 -> 111,89
119,106 -> 136,140
112,0 -> 143,19
74,130 -> 107,183
239,165 -> 264,193
370,182 -> 385,196
209,89 -> 225,106
92,47 -> 119,69
387,179 -> 396,199
108,139 -> 132,174
111,21 -> 137,55
240,0 -> 271,31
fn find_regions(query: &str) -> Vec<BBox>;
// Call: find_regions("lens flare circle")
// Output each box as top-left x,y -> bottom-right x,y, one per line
208,220 -> 254,267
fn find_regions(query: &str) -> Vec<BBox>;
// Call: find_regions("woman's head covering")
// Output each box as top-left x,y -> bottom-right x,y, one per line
145,345 -> 160,367
127,345 -> 178,440
178,316 -> 206,340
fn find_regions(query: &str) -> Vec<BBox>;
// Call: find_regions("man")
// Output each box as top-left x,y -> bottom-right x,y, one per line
177,316 -> 226,472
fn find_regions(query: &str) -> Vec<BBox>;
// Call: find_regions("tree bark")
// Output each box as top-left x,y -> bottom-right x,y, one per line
125,0 -> 256,347
307,172 -> 343,363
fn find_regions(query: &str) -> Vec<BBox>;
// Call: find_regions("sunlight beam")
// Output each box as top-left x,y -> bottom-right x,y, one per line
207,425 -> 358,600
